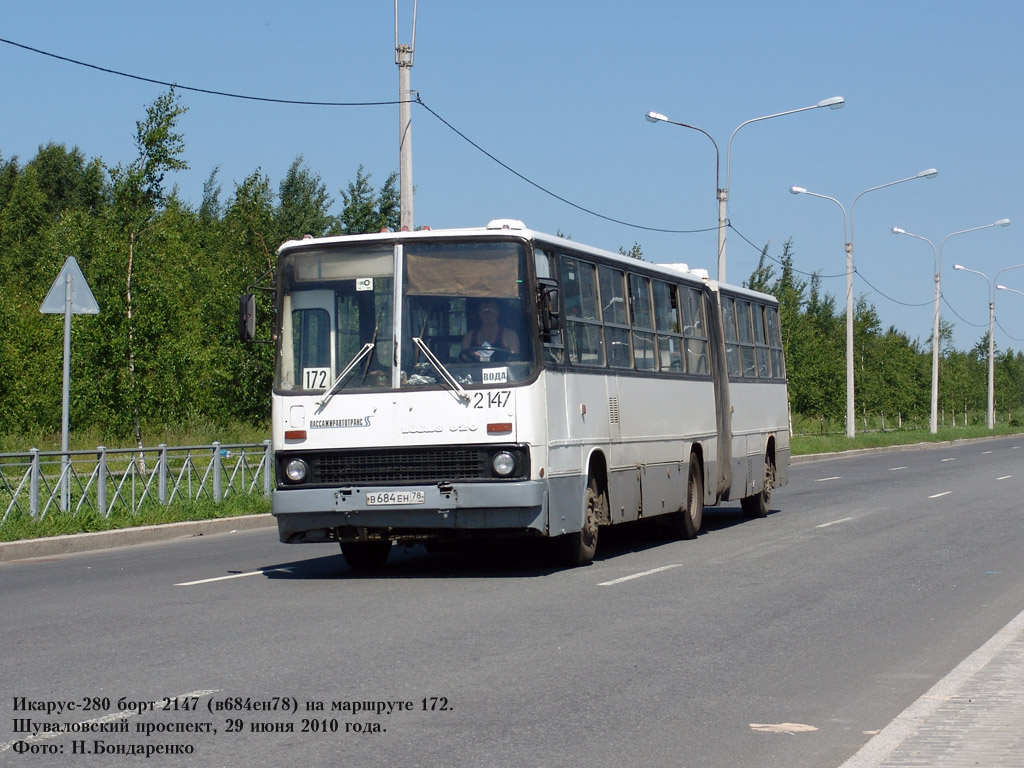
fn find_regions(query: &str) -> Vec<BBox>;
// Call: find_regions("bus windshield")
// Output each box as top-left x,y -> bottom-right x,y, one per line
275,239 -> 536,394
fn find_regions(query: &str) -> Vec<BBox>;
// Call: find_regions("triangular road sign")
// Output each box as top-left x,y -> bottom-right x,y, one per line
40,256 -> 100,314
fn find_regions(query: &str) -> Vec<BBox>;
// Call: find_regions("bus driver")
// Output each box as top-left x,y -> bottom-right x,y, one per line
460,299 -> 520,362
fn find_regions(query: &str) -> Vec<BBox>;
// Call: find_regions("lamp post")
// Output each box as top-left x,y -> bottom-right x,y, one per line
892,220 -> 1010,433
953,261 -> 1024,429
998,284 -> 1024,299
646,95 -> 844,283
789,169 -> 938,438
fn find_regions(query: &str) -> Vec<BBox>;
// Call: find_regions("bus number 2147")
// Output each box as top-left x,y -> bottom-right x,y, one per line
472,391 -> 511,409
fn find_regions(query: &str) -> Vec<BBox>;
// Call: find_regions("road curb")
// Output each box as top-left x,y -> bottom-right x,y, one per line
0,514 -> 276,563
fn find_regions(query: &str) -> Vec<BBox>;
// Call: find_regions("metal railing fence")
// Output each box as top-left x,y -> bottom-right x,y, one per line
0,441 -> 273,527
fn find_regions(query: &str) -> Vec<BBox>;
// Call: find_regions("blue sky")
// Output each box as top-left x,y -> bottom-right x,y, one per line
4,0 -> 1024,353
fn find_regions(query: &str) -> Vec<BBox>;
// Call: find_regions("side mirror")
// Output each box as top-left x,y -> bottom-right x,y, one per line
537,278 -> 561,338
239,293 -> 256,342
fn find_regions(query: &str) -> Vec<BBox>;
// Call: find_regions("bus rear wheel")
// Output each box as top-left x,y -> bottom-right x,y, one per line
340,540 -> 392,570
664,454 -> 703,540
555,475 -> 603,567
741,452 -> 774,518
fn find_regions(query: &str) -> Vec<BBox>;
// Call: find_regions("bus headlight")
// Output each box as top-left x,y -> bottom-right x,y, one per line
284,458 -> 309,483
491,451 -> 516,477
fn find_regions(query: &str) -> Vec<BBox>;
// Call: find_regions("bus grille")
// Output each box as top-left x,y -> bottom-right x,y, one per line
311,447 -> 492,485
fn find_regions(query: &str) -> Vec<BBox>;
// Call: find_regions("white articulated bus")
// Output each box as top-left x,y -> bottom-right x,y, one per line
243,219 -> 789,569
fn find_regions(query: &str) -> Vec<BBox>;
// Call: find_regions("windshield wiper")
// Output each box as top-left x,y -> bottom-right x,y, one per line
412,337 -> 470,403
316,342 -> 375,406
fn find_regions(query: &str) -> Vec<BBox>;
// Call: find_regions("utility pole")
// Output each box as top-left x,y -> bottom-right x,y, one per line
396,0 -> 417,231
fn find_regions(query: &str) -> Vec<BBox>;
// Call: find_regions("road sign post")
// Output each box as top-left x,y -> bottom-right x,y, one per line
40,256 -> 100,512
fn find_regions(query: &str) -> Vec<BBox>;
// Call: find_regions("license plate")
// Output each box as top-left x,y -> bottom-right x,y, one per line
365,491 -> 426,506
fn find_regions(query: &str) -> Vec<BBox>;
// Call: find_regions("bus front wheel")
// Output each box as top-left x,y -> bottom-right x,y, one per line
555,475 -> 603,567
340,540 -> 392,570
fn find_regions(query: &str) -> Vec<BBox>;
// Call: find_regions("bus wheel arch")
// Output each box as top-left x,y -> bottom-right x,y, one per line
555,453 -> 607,567
661,449 -> 703,540
741,437 -> 775,519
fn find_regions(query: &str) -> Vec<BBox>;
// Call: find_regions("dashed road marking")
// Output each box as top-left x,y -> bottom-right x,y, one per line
599,564 -> 683,586
817,517 -> 855,529
176,568 -> 291,586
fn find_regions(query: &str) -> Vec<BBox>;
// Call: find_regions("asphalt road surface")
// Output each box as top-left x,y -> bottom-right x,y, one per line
3,436 -> 1023,767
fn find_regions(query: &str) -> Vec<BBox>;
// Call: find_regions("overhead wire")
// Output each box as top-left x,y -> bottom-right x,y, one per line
3,35 -> 1022,339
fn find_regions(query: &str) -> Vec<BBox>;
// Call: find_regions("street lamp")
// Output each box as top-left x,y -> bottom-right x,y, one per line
789,169 -> 938,438
953,260 -> 1024,429
646,95 -> 844,283
891,220 -> 1009,433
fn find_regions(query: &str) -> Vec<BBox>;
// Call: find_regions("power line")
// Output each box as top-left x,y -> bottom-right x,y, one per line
7,35 -> 1024,341
0,37 -> 399,107
414,98 -> 716,234
2,35 -> 718,235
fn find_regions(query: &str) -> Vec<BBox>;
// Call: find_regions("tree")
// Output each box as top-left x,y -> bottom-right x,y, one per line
745,242 -> 775,293
278,156 -> 334,240
26,143 -> 104,220
106,89 -> 189,449
619,243 -> 643,260
338,165 -> 399,234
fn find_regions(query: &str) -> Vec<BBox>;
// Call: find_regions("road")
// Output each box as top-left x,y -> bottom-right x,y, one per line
2,437 -> 1023,767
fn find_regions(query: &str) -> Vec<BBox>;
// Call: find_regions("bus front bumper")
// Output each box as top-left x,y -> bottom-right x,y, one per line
271,480 -> 547,543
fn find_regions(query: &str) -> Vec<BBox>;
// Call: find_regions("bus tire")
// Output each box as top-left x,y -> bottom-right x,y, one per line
661,454 -> 703,540
340,540 -> 392,570
741,452 -> 774,518
556,475 -> 603,567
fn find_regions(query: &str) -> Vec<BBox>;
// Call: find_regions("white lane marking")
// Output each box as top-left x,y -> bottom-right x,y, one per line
750,722 -> 819,734
997,475 -> 1012,481
889,466 -> 908,471
941,457 -> 956,462
599,564 -> 683,586
0,690 -> 219,753
928,491 -> 952,499
982,450 -> 993,455
838,608 -> 1024,767
817,517 -> 855,529
816,476 -> 842,482
176,568 -> 291,586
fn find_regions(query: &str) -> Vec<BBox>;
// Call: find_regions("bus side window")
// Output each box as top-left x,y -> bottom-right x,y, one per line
735,299 -> 757,378
629,274 -> 657,370
682,287 -> 709,375
753,302 -> 770,378
721,296 -> 741,378
561,256 -> 604,366
599,265 -> 631,368
653,280 -> 683,372
766,304 -> 785,378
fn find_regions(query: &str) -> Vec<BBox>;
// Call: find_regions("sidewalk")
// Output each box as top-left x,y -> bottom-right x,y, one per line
840,608 -> 1024,767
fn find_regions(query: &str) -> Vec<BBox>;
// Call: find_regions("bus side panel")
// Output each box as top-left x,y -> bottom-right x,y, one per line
615,376 -> 718,520
727,380 -> 790,498
543,370 -> 616,532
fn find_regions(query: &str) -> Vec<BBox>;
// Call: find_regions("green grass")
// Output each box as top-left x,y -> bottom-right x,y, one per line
792,421 -> 1024,456
0,493 -> 270,543
0,422 -> 269,454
